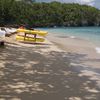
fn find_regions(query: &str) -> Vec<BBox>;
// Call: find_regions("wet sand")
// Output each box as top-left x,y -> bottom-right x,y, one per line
0,34 -> 100,100
47,34 -> 100,68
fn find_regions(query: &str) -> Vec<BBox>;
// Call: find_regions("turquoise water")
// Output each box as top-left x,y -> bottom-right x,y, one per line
36,27 -> 100,46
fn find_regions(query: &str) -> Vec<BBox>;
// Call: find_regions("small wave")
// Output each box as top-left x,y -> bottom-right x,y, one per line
70,36 -> 76,39
95,47 -> 100,54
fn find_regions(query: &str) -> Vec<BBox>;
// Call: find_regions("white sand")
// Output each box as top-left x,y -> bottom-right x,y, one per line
47,34 -> 100,68
3,32 -> 100,68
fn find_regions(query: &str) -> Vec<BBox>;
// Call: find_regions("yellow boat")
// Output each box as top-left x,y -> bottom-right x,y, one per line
17,29 -> 48,36
16,35 -> 45,42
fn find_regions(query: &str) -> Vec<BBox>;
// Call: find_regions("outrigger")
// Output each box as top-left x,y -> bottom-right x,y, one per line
16,28 -> 48,42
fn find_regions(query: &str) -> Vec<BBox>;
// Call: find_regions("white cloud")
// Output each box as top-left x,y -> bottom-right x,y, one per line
76,0 -> 95,5
36,0 -> 100,9
79,0 -> 94,3
54,0 -> 96,7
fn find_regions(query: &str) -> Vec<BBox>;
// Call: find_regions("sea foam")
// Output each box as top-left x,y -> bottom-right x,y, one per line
70,36 -> 75,39
95,47 -> 100,54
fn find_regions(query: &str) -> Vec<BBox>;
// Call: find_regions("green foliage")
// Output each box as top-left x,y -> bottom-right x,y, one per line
0,0 -> 100,27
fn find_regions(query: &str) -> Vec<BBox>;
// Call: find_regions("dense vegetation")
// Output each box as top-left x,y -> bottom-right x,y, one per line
0,0 -> 100,27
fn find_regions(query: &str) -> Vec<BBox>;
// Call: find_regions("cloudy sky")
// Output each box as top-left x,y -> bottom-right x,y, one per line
36,0 -> 100,9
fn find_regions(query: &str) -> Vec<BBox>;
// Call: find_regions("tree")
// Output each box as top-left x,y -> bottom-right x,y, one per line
0,0 -> 100,27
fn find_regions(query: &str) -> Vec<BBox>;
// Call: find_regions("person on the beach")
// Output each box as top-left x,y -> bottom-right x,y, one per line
19,26 -> 25,29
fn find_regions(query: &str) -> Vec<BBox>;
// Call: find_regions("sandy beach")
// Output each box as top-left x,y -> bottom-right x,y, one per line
47,34 -> 100,68
0,33 -> 100,100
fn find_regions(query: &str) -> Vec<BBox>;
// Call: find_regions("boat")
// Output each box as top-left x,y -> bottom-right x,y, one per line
16,35 -> 45,42
17,29 -> 48,36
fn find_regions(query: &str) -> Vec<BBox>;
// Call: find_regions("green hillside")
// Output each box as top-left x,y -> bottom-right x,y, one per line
0,0 -> 100,27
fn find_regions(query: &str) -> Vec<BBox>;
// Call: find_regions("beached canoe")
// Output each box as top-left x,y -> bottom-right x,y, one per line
16,35 -> 45,42
17,29 -> 48,36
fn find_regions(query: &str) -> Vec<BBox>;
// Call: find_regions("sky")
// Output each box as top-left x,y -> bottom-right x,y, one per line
36,0 -> 100,9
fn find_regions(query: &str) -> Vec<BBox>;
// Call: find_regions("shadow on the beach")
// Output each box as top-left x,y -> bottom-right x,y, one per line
19,41 -> 50,45
0,44 -> 100,100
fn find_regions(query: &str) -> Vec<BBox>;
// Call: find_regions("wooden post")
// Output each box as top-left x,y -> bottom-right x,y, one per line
24,33 -> 27,41
34,34 -> 37,42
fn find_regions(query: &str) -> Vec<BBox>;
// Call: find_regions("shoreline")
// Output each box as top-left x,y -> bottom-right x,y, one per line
4,32 -> 100,68
2,28 -> 100,69
47,33 -> 100,68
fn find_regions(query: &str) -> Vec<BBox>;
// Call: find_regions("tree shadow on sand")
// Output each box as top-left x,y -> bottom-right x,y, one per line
0,44 -> 100,100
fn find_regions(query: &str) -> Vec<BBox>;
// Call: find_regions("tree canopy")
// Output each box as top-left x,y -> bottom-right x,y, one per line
0,0 -> 100,27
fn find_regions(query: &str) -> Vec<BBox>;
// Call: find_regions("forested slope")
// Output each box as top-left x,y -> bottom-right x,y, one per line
0,0 -> 100,27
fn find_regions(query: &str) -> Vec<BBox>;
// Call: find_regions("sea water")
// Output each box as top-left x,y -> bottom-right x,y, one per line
36,27 -> 100,53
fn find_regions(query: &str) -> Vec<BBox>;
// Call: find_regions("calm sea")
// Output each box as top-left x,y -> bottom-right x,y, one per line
36,27 -> 100,46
